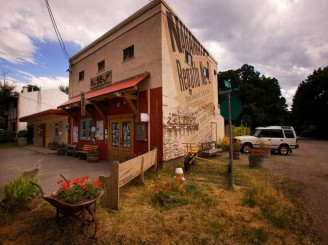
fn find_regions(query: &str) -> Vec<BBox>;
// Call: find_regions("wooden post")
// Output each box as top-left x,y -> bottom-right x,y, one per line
99,161 -> 119,210
137,157 -> 145,185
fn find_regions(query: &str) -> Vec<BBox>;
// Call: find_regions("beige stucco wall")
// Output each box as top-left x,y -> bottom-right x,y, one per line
17,89 -> 68,134
161,4 -> 224,160
69,3 -> 163,97
33,117 -> 68,147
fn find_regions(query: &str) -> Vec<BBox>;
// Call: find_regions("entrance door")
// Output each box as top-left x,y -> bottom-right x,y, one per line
109,117 -> 134,162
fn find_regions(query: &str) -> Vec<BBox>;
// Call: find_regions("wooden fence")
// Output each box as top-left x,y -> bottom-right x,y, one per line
99,148 -> 158,210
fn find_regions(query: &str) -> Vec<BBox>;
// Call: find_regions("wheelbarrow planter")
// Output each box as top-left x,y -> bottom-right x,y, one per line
31,179 -> 104,239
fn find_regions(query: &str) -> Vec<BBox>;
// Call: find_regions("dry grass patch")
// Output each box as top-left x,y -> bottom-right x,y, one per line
0,156 -> 321,245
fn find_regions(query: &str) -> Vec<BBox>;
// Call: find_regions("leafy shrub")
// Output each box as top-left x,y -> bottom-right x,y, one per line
3,175 -> 40,205
17,130 -> 28,138
0,130 -> 13,143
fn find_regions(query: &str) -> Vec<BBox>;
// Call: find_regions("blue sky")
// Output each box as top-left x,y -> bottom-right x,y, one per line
1,0 -> 328,108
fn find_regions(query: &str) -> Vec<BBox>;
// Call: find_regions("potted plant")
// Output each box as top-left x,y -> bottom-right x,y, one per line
259,140 -> 271,158
57,143 -> 66,155
48,138 -> 58,150
87,149 -> 100,163
2,175 -> 40,210
248,149 -> 265,168
56,176 -> 102,203
232,141 -> 242,160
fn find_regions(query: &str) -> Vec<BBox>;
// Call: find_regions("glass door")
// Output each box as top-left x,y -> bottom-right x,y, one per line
109,117 -> 134,162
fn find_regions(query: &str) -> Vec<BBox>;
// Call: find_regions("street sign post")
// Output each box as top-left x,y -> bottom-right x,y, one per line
219,80 -> 242,190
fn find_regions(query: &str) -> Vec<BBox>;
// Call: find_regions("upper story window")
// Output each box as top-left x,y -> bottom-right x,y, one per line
185,51 -> 193,66
98,60 -> 105,72
203,67 -> 209,78
123,45 -> 134,61
79,70 -> 84,81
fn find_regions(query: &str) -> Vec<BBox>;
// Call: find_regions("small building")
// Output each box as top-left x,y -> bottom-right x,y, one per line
59,0 -> 224,163
20,109 -> 68,147
1,88 -> 68,139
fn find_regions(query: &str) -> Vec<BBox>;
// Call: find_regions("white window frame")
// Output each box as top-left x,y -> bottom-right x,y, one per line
80,118 -> 92,140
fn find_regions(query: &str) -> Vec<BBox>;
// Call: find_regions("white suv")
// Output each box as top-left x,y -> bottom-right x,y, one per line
234,126 -> 299,155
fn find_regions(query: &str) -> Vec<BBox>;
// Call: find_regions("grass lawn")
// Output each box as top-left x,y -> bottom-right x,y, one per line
0,155 -> 321,244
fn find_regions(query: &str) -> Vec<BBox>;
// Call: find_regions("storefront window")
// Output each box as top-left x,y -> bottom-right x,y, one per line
80,118 -> 92,140
122,122 -> 131,147
111,123 -> 119,146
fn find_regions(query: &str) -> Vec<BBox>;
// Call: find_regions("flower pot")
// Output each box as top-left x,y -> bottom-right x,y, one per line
248,155 -> 264,168
264,149 -> 271,158
18,137 -> 27,146
233,152 -> 240,160
48,143 -> 58,150
87,153 -> 99,163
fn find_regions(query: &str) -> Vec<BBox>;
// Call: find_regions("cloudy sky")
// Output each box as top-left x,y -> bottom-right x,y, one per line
1,0 -> 327,108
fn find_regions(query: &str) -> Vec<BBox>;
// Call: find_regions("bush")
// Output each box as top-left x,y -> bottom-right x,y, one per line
17,130 -> 28,138
0,130 -> 13,143
3,175 -> 40,205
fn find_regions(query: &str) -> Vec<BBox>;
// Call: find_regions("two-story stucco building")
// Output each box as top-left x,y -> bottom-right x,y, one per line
59,0 -> 224,163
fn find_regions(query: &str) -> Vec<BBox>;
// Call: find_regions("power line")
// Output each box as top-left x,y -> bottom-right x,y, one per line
45,0 -> 70,61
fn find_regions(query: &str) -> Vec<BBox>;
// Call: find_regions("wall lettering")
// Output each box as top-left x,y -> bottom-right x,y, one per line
90,70 -> 112,90
166,11 -> 207,56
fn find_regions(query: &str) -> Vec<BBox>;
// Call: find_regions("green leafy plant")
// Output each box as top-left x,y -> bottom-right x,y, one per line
17,130 -> 28,138
56,176 -> 102,203
232,141 -> 242,152
154,181 -> 173,206
88,149 -> 99,154
123,152 -> 137,161
3,175 -> 40,205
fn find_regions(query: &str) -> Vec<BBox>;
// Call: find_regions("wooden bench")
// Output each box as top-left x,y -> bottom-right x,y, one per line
65,144 -> 77,157
76,145 -> 99,159
200,141 -> 222,158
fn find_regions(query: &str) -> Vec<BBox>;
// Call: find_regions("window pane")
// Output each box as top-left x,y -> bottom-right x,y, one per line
271,130 -> 284,138
122,122 -> 131,148
123,45 -> 134,61
112,123 -> 119,146
284,130 -> 295,138
79,71 -> 84,81
98,60 -> 105,72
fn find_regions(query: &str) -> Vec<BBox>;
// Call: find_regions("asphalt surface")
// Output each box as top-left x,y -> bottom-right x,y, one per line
0,146 -> 111,196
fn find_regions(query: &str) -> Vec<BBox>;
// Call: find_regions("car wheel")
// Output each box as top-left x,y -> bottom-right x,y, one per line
278,145 -> 289,155
242,143 -> 252,153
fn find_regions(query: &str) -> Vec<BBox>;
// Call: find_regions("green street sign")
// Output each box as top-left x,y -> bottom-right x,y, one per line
220,96 -> 242,120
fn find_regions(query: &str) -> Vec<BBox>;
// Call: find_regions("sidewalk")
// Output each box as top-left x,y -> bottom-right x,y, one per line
0,146 -> 112,194
22,145 -> 58,154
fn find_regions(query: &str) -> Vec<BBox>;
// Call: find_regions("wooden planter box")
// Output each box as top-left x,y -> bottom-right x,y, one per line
87,153 -> 99,163
248,155 -> 264,168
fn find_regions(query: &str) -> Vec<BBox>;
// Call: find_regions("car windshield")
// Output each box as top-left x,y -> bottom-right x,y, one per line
252,129 -> 261,137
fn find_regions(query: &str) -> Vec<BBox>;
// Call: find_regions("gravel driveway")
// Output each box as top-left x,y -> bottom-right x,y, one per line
262,139 -> 328,244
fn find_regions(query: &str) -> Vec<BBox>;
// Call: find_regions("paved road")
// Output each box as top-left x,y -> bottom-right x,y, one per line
263,139 -> 328,244
0,146 -> 111,195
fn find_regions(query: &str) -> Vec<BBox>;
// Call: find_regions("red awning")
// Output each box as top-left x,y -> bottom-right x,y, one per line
58,73 -> 149,108
20,109 -> 67,122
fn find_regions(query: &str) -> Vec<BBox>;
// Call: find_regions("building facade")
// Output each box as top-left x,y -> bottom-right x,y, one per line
59,0 -> 224,162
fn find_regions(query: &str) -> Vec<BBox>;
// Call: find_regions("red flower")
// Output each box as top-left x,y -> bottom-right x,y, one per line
92,179 -> 102,186
73,178 -> 80,184
57,179 -> 63,185
66,179 -> 71,186
61,183 -> 69,190
82,183 -> 87,189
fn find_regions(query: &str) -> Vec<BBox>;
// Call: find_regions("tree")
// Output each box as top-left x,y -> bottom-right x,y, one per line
218,64 -> 288,129
59,85 -> 68,94
27,84 -> 41,92
291,66 -> 328,138
0,80 -> 16,99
